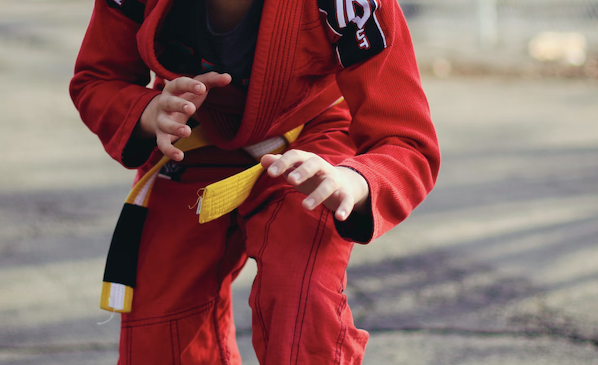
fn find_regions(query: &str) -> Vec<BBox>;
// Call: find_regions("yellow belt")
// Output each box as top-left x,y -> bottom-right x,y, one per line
126,125 -> 302,223
100,96 -> 344,313
100,124 -> 304,313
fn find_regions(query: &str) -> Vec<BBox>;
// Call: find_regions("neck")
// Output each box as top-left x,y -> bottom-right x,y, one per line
207,0 -> 254,33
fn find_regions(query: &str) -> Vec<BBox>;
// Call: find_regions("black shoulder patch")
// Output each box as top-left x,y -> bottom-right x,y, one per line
318,0 -> 387,67
106,0 -> 146,24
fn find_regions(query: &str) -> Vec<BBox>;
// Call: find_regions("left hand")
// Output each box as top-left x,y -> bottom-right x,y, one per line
261,150 -> 370,221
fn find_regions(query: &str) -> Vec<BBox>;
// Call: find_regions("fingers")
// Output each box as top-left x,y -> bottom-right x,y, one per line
157,132 -> 184,161
287,156 -> 328,185
158,93 -> 196,116
302,181 -> 355,221
260,154 -> 281,170
156,113 -> 191,138
266,150 -> 327,178
193,72 -> 232,90
301,175 -> 338,210
262,150 -> 370,220
333,189 -> 355,221
143,74 -> 231,162
264,150 -> 350,217
160,73 -> 231,116
164,76 -> 206,96
300,175 -> 355,221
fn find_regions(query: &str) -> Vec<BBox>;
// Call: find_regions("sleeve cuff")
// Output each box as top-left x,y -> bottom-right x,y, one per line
334,164 -> 375,243
121,135 -> 157,168
114,90 -> 161,168
333,195 -> 374,244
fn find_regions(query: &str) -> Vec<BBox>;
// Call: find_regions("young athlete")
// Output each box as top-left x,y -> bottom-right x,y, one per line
70,0 -> 440,363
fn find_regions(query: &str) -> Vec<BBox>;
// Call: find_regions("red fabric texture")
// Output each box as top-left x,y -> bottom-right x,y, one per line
119,184 -> 368,365
70,0 -> 440,244
70,0 -> 440,363
119,109 -> 366,364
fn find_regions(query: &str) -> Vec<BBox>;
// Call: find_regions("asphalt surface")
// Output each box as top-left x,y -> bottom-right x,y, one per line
1,0 -> 597,364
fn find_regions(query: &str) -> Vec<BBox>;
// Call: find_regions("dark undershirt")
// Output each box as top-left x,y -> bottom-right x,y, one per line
125,0 -> 373,242
157,0 -> 263,88
124,0 -> 264,168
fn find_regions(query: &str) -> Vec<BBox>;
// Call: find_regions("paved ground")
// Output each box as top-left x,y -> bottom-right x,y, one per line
1,0 -> 597,364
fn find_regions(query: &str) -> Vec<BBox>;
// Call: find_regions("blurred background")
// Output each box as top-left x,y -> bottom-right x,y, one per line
404,0 -> 598,78
0,0 -> 597,364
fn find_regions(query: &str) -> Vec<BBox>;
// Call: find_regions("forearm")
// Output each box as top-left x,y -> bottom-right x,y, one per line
69,0 -> 161,167
332,0 -> 440,242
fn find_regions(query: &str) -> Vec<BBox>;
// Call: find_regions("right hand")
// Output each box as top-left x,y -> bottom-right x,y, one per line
137,72 -> 232,161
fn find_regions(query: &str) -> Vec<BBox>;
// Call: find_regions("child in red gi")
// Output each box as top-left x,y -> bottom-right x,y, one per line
70,0 -> 440,363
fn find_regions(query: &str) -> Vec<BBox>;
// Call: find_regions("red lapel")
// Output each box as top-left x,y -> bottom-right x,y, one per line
239,0 -> 306,148
136,0 -> 306,149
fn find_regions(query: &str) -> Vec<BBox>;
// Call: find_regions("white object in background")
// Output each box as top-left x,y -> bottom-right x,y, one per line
528,32 -> 587,66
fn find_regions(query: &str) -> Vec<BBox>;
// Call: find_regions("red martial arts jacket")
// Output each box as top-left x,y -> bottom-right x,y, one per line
70,0 -> 441,243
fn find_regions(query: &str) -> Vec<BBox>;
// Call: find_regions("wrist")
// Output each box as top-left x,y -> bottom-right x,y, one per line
336,166 -> 370,213
134,95 -> 160,139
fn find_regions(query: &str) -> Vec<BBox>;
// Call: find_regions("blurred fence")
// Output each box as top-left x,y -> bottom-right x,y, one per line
400,0 -> 598,73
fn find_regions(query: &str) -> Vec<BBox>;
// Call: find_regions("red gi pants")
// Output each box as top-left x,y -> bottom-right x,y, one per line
118,102 -> 368,364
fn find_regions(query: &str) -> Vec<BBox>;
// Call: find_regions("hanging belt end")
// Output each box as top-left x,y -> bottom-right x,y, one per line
100,282 -> 134,313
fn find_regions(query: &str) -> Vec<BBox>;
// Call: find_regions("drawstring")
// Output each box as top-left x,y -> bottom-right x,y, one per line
188,188 -> 205,209
97,307 -> 116,325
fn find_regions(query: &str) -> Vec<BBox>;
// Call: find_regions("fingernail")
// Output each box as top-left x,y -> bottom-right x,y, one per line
338,210 -> 346,219
269,166 -> 279,175
289,172 -> 300,182
179,127 -> 187,135
305,198 -> 315,209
